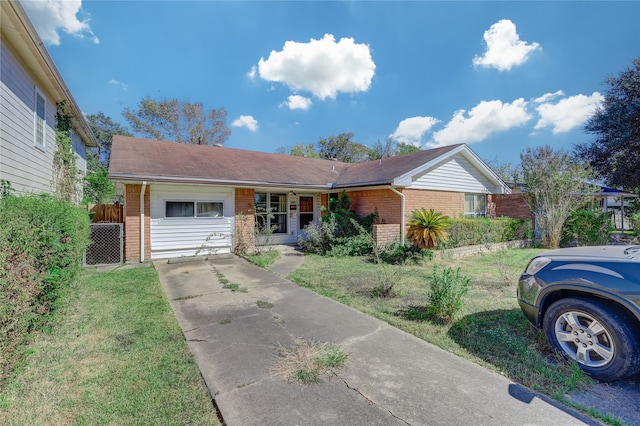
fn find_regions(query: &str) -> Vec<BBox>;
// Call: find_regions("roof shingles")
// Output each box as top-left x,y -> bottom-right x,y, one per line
109,136 -> 462,189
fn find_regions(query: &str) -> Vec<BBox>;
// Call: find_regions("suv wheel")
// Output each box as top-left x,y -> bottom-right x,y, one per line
543,297 -> 640,381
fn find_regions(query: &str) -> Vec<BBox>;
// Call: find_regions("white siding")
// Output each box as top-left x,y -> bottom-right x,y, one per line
149,184 -> 235,259
1,41 -> 56,194
0,41 -> 87,195
408,155 -> 496,193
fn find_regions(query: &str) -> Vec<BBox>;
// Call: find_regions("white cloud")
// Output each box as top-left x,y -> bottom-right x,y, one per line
22,0 -> 99,46
390,116 -> 440,145
231,115 -> 259,132
247,66 -> 257,79
473,19 -> 540,71
533,90 -> 565,104
430,98 -> 531,147
108,79 -> 129,92
257,34 -> 376,99
282,95 -> 312,111
534,92 -> 603,134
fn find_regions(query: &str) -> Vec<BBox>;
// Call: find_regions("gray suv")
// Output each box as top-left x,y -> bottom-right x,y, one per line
518,245 -> 640,381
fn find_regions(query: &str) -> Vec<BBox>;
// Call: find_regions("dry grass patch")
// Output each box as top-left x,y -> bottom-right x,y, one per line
272,340 -> 348,384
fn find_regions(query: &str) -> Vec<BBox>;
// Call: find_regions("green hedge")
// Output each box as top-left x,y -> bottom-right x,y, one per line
442,217 -> 532,249
0,194 -> 90,382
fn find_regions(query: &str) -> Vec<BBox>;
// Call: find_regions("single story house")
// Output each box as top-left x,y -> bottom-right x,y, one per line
1,0 -> 97,198
109,135 -> 511,262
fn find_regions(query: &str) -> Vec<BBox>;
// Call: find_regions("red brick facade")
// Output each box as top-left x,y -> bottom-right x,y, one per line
347,188 -> 402,224
124,184 -> 151,262
493,193 -> 532,220
403,189 -> 465,219
373,224 -> 401,246
234,188 -> 256,253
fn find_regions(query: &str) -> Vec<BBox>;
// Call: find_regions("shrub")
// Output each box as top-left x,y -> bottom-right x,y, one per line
0,194 -> 90,382
407,208 -> 450,249
428,265 -> 470,324
299,191 -> 378,256
443,217 -> 532,249
329,232 -> 374,257
631,213 -> 640,236
376,240 -> 432,265
561,208 -> 613,247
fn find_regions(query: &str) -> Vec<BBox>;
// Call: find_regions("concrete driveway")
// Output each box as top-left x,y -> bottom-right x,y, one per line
154,255 -> 600,426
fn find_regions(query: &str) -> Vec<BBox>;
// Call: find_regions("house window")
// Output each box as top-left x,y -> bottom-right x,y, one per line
165,201 -> 223,218
464,194 -> 487,218
255,192 -> 287,234
34,90 -> 46,149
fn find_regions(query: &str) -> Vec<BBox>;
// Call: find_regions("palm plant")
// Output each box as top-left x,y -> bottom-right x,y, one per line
407,208 -> 450,249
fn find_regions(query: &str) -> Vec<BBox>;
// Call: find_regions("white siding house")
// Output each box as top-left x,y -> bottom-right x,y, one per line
0,0 -> 96,197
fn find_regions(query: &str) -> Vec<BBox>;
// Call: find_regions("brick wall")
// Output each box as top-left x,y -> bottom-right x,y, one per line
346,188 -> 402,224
403,189 -> 464,219
373,224 -> 401,246
124,183 -> 150,262
234,188 -> 256,253
493,193 -> 532,219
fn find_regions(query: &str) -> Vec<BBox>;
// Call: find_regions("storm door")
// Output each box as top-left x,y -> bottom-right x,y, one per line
299,196 -> 314,230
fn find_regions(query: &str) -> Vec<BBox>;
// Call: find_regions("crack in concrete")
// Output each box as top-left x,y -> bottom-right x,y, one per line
335,373 -> 411,425
341,324 -> 388,347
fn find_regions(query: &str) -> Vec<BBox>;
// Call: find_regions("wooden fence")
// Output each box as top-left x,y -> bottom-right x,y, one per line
89,204 -> 124,223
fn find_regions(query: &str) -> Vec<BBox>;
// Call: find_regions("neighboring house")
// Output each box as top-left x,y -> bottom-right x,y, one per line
109,136 -> 512,262
0,0 -> 97,197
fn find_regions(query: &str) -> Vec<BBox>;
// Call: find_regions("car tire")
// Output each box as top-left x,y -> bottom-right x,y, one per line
543,297 -> 640,381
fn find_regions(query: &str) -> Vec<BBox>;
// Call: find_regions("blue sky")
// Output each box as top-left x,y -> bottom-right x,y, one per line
23,1 -> 640,165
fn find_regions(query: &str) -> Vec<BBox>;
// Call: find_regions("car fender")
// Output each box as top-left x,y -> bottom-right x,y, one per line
536,282 -> 640,330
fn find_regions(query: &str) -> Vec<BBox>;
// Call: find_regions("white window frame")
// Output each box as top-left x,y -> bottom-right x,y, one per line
34,87 -> 46,150
164,200 -> 225,219
254,192 -> 288,234
464,193 -> 487,218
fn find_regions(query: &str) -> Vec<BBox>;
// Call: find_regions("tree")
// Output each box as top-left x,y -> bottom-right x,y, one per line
395,142 -> 422,156
317,132 -> 371,163
123,97 -> 230,146
83,152 -> 115,204
287,143 -> 322,158
576,57 -> 640,191
483,157 -> 521,184
370,138 -> 395,160
87,112 -> 131,168
83,113 -> 130,204
520,146 -> 595,249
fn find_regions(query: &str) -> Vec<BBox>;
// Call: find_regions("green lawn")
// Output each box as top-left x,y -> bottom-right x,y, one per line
287,249 -> 595,400
0,265 -> 220,426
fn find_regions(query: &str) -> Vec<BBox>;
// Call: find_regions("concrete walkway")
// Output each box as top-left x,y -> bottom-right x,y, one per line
154,253 -> 600,426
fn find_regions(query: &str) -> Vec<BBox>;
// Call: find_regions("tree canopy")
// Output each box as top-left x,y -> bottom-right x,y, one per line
123,97 -> 230,146
520,146 -> 595,249
279,134 -> 422,163
576,57 -> 640,191
318,133 -> 372,163
87,112 -> 132,168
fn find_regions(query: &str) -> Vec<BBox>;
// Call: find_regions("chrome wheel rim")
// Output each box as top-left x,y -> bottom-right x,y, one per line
554,311 -> 614,368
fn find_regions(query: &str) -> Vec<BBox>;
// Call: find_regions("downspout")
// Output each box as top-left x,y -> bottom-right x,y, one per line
140,181 -> 147,262
389,186 -> 405,245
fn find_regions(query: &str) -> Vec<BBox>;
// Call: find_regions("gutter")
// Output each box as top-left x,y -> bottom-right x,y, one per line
140,181 -> 147,262
388,186 -> 405,245
109,174 -> 332,190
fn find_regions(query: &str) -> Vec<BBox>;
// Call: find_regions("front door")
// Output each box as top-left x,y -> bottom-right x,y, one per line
299,196 -> 314,231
